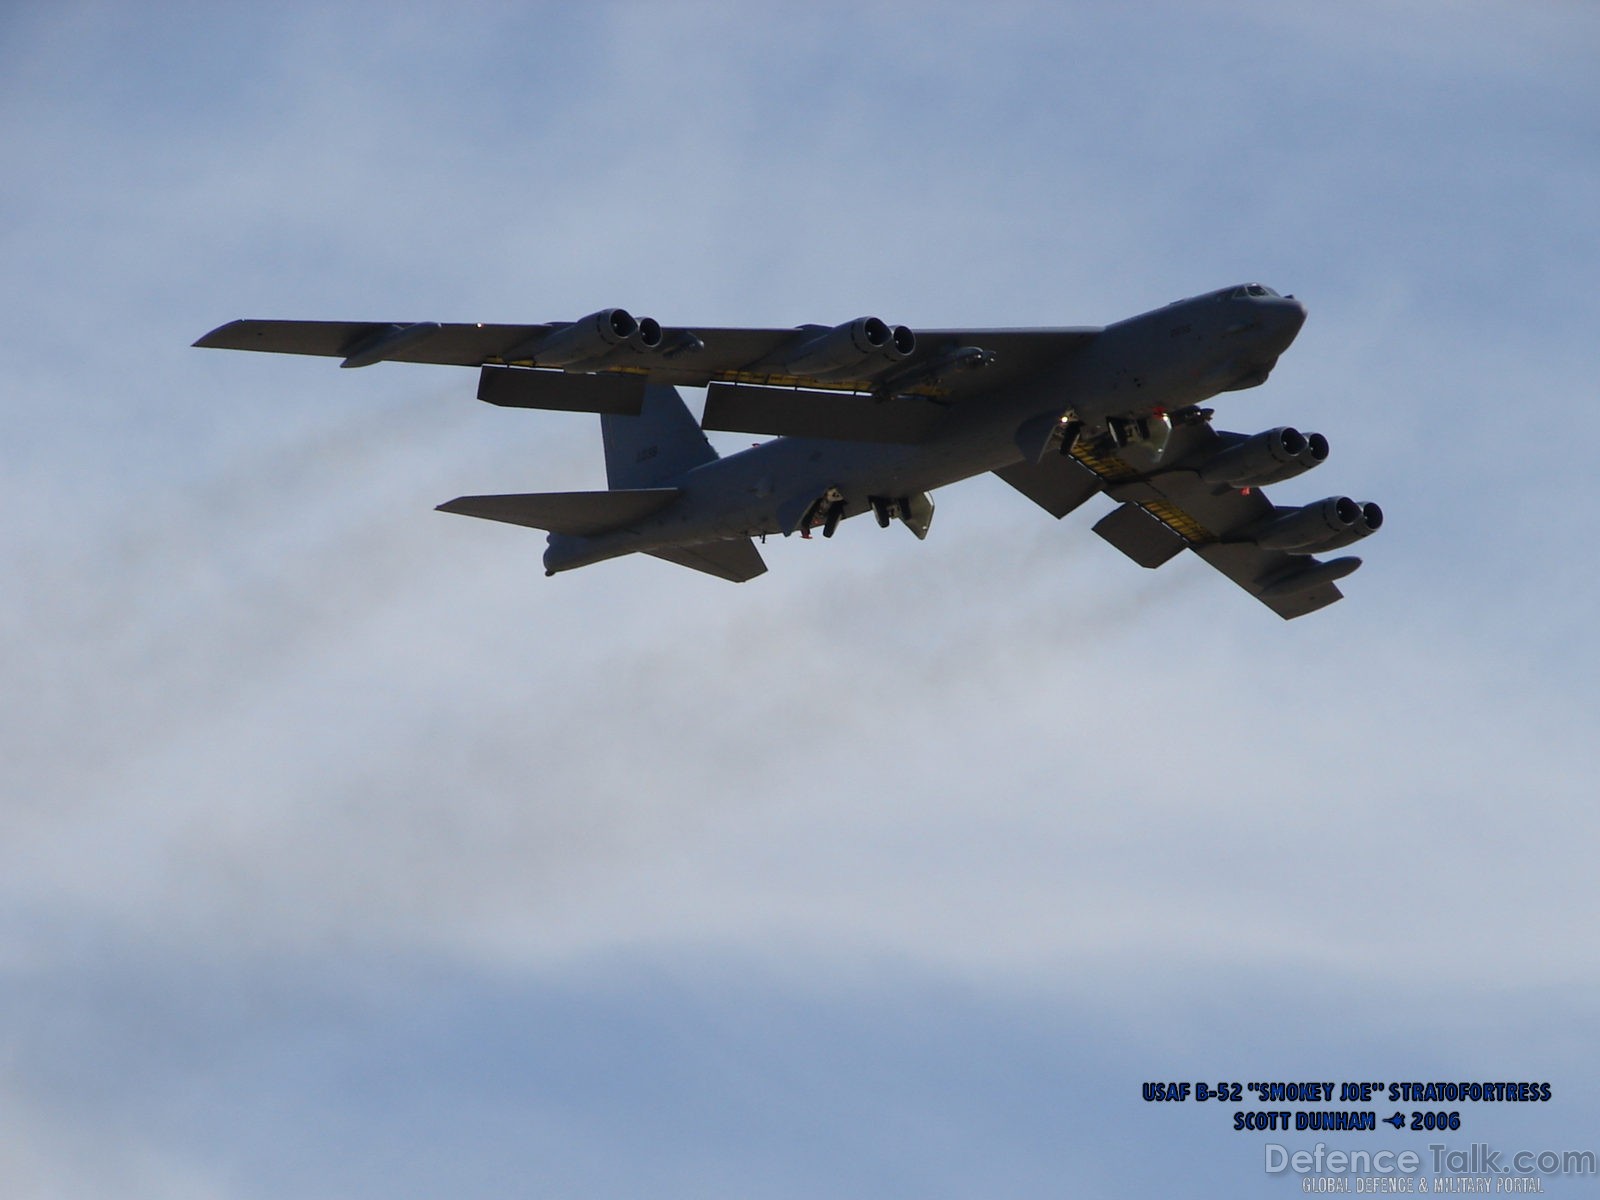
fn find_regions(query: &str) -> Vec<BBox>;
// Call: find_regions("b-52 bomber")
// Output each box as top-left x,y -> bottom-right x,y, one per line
195,283 -> 1381,618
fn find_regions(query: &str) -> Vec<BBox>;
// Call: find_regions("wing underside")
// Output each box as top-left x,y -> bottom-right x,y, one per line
996,416 -> 1367,619
194,318 -> 1098,400
197,312 -> 1371,616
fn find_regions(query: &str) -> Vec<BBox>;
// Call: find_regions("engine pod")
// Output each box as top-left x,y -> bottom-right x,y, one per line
1254,496 -> 1362,552
1199,426 -> 1326,488
777,317 -> 916,380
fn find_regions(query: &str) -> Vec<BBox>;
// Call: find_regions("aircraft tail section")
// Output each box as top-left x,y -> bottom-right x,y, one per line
538,529 -> 766,581
436,487 -> 678,535
445,386 -> 762,581
603,384 -> 718,488
646,538 -> 767,582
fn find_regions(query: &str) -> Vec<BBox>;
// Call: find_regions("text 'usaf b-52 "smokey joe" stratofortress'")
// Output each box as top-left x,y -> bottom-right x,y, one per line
196,284 -> 1381,618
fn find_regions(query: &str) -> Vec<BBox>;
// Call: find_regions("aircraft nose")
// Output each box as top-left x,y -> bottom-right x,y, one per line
1270,296 -> 1307,347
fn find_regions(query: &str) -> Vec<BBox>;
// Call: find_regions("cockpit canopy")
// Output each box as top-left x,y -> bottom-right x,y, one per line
1219,283 -> 1281,299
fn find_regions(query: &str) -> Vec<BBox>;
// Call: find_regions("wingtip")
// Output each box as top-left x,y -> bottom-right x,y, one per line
192,320 -> 245,349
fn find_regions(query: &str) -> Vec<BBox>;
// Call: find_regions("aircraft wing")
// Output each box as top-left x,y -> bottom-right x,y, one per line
996,414 -> 1375,619
194,315 -> 1098,400
193,319 -> 534,367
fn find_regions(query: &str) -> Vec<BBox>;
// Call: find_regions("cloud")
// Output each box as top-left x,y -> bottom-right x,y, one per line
4,2 -> 1599,1196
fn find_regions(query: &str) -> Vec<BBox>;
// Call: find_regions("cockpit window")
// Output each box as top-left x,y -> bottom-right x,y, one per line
1220,283 -> 1282,300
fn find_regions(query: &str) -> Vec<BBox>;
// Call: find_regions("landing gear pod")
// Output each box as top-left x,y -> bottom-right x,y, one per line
1106,411 -> 1174,469
868,492 -> 934,539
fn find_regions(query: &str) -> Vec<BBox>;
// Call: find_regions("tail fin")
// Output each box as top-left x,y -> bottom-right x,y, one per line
602,385 -> 718,488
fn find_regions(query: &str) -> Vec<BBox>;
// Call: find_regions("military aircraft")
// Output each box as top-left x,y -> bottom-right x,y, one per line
195,283 -> 1380,618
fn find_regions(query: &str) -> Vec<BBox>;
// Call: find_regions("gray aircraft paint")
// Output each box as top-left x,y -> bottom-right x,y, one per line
197,285 -> 1374,617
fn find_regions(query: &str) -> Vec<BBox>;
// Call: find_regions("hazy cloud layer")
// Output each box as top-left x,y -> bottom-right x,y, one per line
4,2 -> 1598,1195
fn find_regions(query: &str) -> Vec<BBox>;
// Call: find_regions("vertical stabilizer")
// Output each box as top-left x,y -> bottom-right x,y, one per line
602,385 -> 718,488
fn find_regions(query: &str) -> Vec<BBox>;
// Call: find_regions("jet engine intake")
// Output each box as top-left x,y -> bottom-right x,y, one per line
1304,500 -> 1382,552
780,317 -> 916,379
1254,496 -> 1364,552
1199,426 -> 1328,488
524,308 -> 663,369
629,316 -> 664,353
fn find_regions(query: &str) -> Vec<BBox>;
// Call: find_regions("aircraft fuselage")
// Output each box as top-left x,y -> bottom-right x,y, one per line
543,286 -> 1307,574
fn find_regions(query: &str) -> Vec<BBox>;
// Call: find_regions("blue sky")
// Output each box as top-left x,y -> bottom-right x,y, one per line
4,2 -> 1598,1196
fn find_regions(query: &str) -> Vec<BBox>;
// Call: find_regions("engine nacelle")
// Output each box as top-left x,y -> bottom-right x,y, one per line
780,317 -> 916,379
530,308 -> 662,368
1254,496 -> 1364,552
1199,426 -> 1328,488
1305,501 -> 1383,552
633,316 -> 664,352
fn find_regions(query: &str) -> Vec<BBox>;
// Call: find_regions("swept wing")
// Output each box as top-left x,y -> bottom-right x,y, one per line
996,414 -> 1378,619
194,315 -> 1097,400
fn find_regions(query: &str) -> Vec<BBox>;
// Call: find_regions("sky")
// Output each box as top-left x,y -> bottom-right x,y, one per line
3,1 -> 1598,1196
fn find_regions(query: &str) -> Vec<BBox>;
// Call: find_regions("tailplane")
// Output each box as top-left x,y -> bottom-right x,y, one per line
436,488 -> 678,535
646,539 -> 767,583
441,385 -> 767,582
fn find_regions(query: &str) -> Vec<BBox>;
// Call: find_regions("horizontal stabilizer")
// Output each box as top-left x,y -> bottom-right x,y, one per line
477,365 -> 647,414
436,488 -> 678,536
646,538 -> 768,583
702,382 -> 947,443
